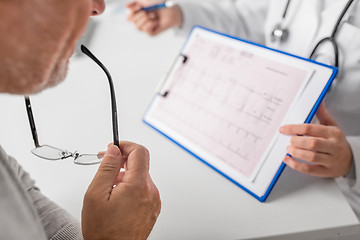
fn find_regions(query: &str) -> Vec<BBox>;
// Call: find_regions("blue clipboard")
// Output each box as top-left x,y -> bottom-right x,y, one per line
143,26 -> 338,202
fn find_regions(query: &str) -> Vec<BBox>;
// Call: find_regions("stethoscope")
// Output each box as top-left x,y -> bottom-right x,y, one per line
271,0 -> 356,68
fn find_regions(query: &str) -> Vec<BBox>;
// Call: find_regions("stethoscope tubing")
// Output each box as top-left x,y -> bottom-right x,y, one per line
273,0 -> 357,68
309,0 -> 355,68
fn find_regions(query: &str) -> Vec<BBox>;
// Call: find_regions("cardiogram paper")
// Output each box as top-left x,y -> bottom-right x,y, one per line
148,33 -> 312,181
144,26 -> 336,200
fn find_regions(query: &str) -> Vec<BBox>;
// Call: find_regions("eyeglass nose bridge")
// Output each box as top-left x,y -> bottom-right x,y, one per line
72,151 -> 80,160
60,149 -> 76,160
61,150 -> 82,162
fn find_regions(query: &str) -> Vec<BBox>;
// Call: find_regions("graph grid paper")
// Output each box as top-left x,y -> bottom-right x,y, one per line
149,34 -> 311,179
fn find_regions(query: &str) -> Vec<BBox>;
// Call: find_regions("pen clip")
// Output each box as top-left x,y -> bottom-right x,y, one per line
156,53 -> 189,97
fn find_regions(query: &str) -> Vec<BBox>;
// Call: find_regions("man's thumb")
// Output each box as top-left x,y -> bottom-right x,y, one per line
316,102 -> 337,126
91,145 -> 125,190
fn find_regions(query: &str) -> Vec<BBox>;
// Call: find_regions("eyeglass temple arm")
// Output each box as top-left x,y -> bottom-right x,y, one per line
80,45 -> 120,148
24,96 -> 40,148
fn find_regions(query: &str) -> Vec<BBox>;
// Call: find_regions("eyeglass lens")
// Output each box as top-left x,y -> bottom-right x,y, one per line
31,145 -> 103,165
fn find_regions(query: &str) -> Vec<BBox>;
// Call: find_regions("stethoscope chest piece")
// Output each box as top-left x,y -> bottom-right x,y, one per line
271,24 -> 289,42
270,0 -> 355,68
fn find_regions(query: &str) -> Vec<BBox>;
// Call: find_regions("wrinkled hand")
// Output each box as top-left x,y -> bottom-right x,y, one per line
126,1 -> 182,36
280,103 -> 353,178
82,141 -> 161,240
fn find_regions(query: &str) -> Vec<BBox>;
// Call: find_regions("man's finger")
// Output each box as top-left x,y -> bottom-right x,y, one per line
91,145 -> 126,193
119,141 -> 150,184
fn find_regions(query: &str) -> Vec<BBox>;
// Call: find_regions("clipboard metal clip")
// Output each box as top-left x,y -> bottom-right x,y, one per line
156,53 -> 188,97
181,53 -> 188,63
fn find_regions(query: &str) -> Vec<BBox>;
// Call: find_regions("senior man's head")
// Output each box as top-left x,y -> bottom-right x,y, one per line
0,0 -> 105,95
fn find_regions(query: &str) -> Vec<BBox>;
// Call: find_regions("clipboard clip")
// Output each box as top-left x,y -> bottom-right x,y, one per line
156,53 -> 188,97
181,53 -> 188,63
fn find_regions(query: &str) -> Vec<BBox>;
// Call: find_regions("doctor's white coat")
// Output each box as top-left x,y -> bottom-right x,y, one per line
176,0 -> 360,219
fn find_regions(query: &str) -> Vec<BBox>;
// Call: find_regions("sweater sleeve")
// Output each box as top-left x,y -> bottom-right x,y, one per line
6,155 -> 84,240
175,0 -> 270,44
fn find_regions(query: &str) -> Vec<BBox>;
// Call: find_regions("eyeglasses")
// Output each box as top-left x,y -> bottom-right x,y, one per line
25,45 -> 119,165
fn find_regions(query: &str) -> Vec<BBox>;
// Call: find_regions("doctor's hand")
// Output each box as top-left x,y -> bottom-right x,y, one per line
126,1 -> 183,36
280,103 -> 353,178
82,142 -> 161,240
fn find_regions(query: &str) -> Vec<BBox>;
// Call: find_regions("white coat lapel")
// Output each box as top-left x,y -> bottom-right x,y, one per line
315,0 -> 350,40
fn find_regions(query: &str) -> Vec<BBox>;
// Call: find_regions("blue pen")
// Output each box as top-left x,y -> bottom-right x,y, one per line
141,1 -> 175,11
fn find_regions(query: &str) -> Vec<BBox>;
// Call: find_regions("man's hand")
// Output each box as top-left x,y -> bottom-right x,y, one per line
126,1 -> 183,36
82,141 -> 161,240
280,103 -> 353,178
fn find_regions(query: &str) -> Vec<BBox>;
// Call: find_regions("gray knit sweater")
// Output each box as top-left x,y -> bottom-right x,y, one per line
0,146 -> 83,239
